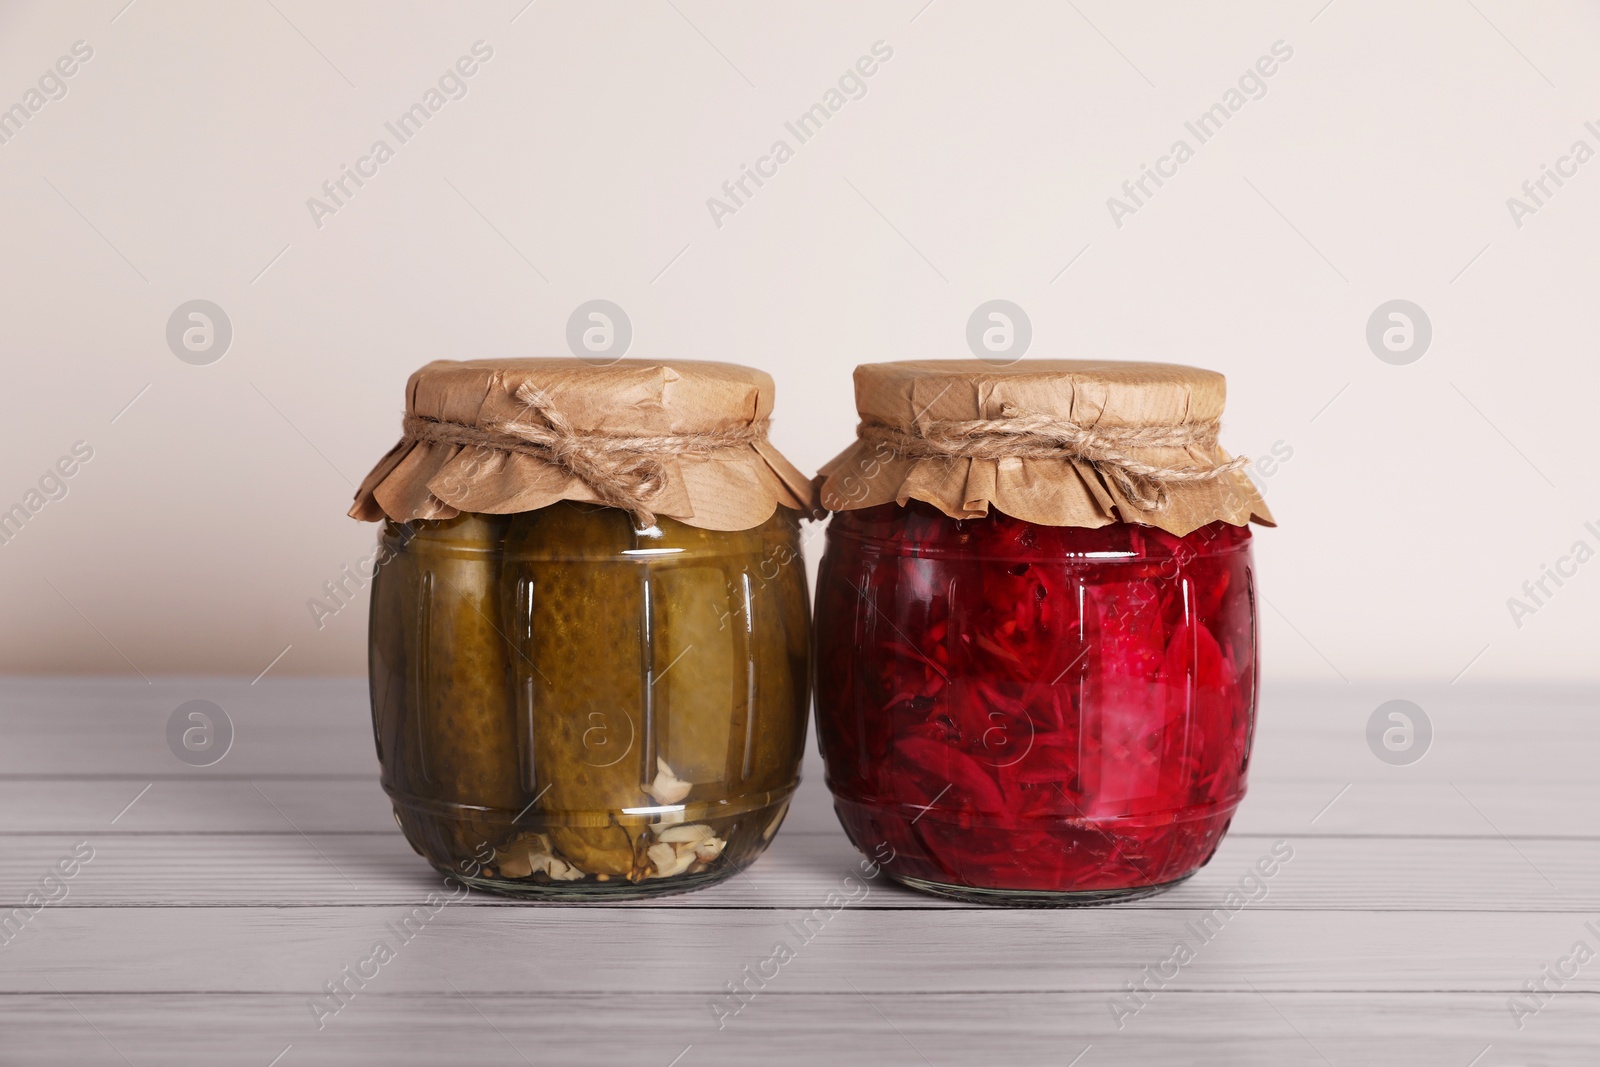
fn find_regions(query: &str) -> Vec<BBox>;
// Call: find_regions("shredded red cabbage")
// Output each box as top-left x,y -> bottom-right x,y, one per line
814,502 -> 1257,898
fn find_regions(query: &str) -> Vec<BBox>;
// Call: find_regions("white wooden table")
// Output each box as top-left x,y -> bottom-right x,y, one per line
1,678 -> 1595,1065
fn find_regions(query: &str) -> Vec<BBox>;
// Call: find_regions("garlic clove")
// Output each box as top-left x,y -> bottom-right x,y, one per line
642,757 -> 692,805
548,857 -> 584,882
496,853 -> 534,879
657,823 -> 715,845
646,839 -> 697,878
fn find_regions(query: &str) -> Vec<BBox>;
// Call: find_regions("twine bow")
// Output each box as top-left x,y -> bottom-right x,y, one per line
402,383 -> 768,527
857,404 -> 1249,512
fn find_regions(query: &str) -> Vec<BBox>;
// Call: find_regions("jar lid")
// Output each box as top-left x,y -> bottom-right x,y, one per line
350,359 -> 816,530
816,359 -> 1273,536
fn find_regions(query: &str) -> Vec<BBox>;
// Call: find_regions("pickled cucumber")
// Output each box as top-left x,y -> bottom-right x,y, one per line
371,500 -> 810,897
393,513 -> 522,860
503,504 -> 650,878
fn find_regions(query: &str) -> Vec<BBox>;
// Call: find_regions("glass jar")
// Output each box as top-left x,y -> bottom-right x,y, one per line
369,501 -> 810,899
814,501 -> 1257,905
353,357 -> 817,899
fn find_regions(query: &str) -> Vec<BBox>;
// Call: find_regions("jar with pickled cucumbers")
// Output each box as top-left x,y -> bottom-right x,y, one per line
812,360 -> 1274,906
351,359 -> 816,899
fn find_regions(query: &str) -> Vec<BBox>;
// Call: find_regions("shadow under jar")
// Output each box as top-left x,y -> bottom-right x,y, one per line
353,358 -> 817,899
812,360 -> 1274,906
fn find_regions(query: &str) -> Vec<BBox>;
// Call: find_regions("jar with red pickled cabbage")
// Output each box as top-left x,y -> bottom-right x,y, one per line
813,360 -> 1273,905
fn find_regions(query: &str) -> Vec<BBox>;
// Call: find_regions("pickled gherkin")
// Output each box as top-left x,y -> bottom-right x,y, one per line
369,501 -> 810,899
502,503 -> 647,879
371,514 -> 524,867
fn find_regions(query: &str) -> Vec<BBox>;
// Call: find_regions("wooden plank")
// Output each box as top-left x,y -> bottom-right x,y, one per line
0,992 -> 1589,1067
0,831 -> 1589,913
4,678 -> 1593,1067
4,678 -> 1598,783
0,774 -> 1593,839
0,677 -> 377,778
2,904 -> 1597,995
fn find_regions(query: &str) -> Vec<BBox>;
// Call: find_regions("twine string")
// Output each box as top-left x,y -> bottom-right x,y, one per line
402,383 -> 768,526
857,404 -> 1249,511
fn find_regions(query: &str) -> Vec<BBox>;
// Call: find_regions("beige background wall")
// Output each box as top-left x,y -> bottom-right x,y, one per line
1,0 -> 1596,681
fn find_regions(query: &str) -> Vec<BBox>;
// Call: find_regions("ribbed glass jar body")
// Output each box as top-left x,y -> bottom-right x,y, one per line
368,501 -> 809,899
814,502 -> 1257,905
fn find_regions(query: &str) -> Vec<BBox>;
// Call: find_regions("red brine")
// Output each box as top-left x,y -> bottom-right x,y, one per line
814,502 -> 1258,904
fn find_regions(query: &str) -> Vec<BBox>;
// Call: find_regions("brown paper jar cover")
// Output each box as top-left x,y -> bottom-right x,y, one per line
350,358 -> 817,531
815,359 -> 1274,537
